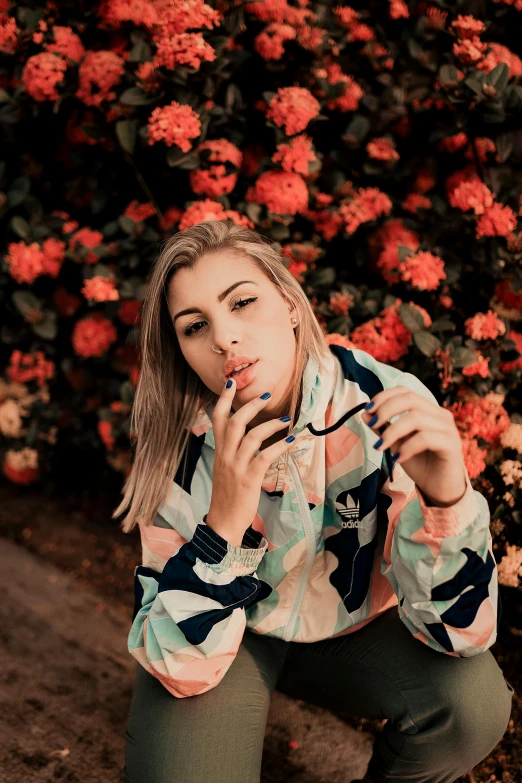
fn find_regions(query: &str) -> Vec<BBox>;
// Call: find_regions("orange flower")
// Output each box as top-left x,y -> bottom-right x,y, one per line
450,14 -> 486,39
254,22 -> 296,61
462,354 -> 491,378
272,134 -> 317,175
448,180 -> 494,215
453,36 -> 487,65
135,61 -> 160,92
179,199 -> 254,231
81,276 -> 120,302
338,187 -> 392,234
4,448 -> 39,485
153,32 -> 216,70
69,227 -> 104,264
0,14 -> 18,54
402,193 -> 432,213
398,250 -> 446,291
124,200 -> 156,222
22,52 -> 67,101
389,0 -> 409,19
7,350 -> 54,387
76,50 -> 125,106
245,170 -> 309,215
46,25 -> 85,63
72,314 -> 118,358
315,62 -> 364,112
475,203 -> 517,238
366,137 -> 399,161
464,310 -> 507,340
266,86 -> 320,136
98,420 -> 115,450
147,101 -> 201,151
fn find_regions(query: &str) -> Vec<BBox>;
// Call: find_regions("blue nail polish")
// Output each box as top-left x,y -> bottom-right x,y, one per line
368,414 -> 378,427
285,435 -> 295,442
392,452 -> 400,461
226,379 -> 232,388
374,437 -> 383,450
260,392 -> 271,400
280,415 -> 291,422
364,401 -> 374,410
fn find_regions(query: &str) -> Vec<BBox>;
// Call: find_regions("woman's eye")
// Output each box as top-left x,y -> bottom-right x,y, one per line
183,297 -> 258,337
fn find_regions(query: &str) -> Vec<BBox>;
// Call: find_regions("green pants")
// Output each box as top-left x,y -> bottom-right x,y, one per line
124,606 -> 514,783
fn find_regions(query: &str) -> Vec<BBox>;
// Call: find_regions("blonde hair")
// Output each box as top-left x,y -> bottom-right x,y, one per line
114,219 -> 332,534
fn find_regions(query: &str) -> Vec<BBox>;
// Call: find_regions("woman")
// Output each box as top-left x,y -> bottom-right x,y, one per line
118,219 -> 513,783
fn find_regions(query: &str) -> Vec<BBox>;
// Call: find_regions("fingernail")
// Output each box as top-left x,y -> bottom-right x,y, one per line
368,414 -> 378,427
374,437 -> 383,450
260,392 -> 271,400
365,401 -> 374,410
392,452 -> 400,461
280,415 -> 291,422
285,435 -> 295,442
226,379 -> 232,388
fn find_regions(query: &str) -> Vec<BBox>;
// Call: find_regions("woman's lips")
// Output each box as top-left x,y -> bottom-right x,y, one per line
229,360 -> 258,389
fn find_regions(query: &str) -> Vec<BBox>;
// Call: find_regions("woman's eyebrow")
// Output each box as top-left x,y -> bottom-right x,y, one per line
173,280 -> 260,324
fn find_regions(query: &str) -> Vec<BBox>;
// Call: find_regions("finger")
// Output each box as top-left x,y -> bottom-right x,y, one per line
212,375 -> 237,453
390,429 -> 450,464
237,417 -> 293,470
251,432 -> 295,482
370,409 -> 451,454
362,389 -> 442,431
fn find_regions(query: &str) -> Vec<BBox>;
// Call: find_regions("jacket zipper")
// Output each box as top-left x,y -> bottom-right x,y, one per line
282,451 -> 317,642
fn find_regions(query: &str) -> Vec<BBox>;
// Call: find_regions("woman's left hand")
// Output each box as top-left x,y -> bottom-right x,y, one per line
361,386 -> 468,508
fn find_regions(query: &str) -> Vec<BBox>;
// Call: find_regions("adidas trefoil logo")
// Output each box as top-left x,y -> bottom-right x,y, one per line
335,490 -> 361,528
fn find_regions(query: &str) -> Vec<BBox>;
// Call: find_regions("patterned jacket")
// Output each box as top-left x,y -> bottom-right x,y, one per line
128,343 -> 500,697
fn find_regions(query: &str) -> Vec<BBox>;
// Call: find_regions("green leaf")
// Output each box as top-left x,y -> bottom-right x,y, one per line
398,303 -> 425,333
166,148 -> 198,168
343,114 -> 370,142
485,62 -> 509,93
397,244 -> 415,263
0,88 -> 10,103
116,119 -> 138,154
120,381 -> 136,404
495,132 -> 514,163
128,41 -> 151,63
464,76 -> 484,96
413,331 -> 441,357
119,87 -> 155,106
439,64 -> 459,84
452,346 -> 479,368
429,318 -> 456,333
10,215 -> 30,238
31,310 -> 57,340
118,215 -> 136,235
12,290 -> 42,317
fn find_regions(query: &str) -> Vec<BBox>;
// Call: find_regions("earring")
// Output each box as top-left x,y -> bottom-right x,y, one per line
291,318 -> 297,324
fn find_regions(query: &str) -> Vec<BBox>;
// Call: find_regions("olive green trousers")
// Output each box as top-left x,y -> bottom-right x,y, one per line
124,606 -> 514,783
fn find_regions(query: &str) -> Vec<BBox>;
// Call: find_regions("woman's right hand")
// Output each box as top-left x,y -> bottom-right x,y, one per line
205,375 -> 295,546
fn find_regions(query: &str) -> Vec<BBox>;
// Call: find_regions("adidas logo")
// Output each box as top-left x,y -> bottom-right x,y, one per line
335,491 -> 361,528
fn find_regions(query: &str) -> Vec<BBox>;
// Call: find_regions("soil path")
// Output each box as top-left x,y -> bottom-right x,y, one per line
0,536 -> 373,782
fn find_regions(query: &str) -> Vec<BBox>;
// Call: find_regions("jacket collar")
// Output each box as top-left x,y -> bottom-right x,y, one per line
191,347 -> 338,448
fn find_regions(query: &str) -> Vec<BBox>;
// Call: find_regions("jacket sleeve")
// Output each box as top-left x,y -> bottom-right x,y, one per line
128,488 -> 268,698
378,369 -> 499,657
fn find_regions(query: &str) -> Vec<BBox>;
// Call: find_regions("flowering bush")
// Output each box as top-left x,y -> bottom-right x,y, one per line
1,0 -> 522,591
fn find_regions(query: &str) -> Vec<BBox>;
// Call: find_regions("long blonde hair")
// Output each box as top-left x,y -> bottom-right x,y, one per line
114,219 -> 332,534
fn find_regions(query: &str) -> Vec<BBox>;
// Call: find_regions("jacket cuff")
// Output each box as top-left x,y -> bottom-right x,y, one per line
188,518 -> 268,576
416,473 -> 480,538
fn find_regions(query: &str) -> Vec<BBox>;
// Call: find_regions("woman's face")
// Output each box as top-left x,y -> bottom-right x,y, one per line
167,252 -> 298,426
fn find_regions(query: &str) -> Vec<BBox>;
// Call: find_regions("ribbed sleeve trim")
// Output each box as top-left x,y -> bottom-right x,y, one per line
416,473 -> 480,537
189,518 -> 268,575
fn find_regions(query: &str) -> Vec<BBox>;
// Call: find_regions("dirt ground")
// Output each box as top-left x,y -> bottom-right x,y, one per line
0,483 -> 520,783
